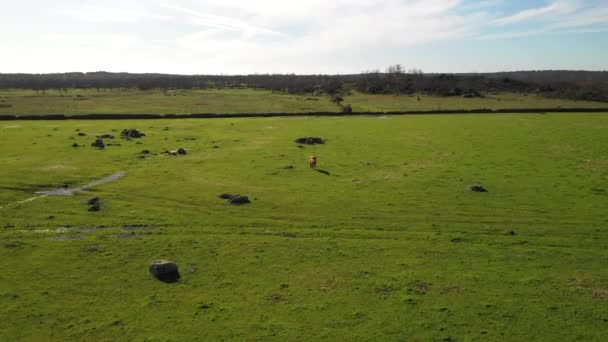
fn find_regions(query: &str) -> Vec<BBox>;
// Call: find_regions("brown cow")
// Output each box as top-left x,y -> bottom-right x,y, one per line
308,156 -> 317,169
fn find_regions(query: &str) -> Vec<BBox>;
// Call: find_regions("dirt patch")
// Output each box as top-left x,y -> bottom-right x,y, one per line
268,293 -> 283,302
592,288 -> 608,300
408,280 -> 431,295
440,286 -> 466,295
375,284 -> 395,298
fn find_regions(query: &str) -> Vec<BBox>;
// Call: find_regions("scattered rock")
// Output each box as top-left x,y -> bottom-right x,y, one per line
97,134 -> 115,139
227,195 -> 251,205
149,260 -> 180,283
140,150 -> 151,155
121,129 -> 145,139
505,229 -> 517,236
212,145 -> 220,149
218,193 -> 234,199
4,241 -> 24,249
91,139 -> 105,149
87,197 -> 100,205
77,132 -> 87,136
295,137 -> 326,145
88,204 -> 101,212
470,184 -> 488,192
72,143 -> 80,148
163,148 -> 187,156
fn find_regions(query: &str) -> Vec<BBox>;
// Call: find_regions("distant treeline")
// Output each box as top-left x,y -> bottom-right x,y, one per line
1,68 -> 607,102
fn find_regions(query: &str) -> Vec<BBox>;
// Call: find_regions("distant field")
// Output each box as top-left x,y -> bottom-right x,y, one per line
1,114 -> 607,340
344,92 -> 608,112
0,88 -> 607,116
0,88 -> 338,115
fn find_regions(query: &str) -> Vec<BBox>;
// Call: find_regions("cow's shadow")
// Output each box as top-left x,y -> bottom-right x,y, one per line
314,169 -> 330,176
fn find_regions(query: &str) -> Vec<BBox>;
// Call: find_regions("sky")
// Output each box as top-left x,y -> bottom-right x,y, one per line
1,0 -> 607,74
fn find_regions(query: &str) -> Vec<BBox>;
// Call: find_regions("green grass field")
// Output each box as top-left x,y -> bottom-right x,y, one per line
1,114 -> 607,341
0,88 -> 606,115
344,92 -> 608,112
0,88 -> 338,115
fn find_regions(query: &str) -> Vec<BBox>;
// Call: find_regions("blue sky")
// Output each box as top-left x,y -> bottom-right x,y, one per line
0,0 -> 606,74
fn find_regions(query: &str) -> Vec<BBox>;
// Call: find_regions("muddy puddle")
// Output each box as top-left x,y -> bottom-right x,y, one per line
37,172 -> 126,196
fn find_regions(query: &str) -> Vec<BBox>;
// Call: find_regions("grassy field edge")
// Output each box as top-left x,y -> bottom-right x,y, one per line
2,107 -> 608,121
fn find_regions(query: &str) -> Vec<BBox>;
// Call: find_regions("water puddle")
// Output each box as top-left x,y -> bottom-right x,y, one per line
49,234 -> 82,241
122,225 -> 160,231
37,172 -> 126,196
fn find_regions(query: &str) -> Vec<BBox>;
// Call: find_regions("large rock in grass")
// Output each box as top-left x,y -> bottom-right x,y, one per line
470,184 -> 488,192
227,195 -> 251,205
87,197 -> 100,205
149,260 -> 180,283
121,129 -> 145,139
294,137 -> 325,145
91,139 -> 105,149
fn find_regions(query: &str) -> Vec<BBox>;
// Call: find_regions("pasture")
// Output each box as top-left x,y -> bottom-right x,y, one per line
0,114 -> 607,341
1,89 -> 607,116
344,92 -> 608,112
0,88 -> 337,115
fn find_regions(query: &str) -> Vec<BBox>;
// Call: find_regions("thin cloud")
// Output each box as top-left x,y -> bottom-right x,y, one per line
494,1 -> 578,25
160,3 -> 284,38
